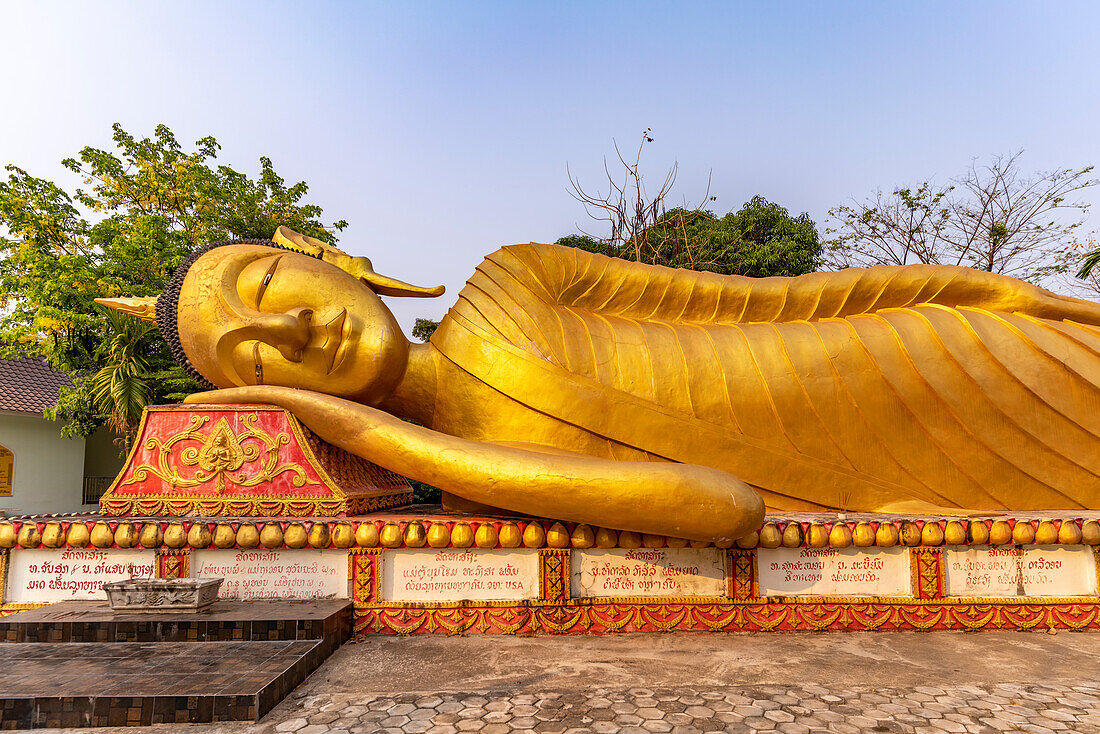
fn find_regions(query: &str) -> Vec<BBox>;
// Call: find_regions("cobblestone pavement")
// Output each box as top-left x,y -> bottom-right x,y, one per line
262,681 -> 1100,734
27,632 -> 1100,734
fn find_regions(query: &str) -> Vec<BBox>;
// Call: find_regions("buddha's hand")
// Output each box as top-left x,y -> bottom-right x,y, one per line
184,386 -> 764,544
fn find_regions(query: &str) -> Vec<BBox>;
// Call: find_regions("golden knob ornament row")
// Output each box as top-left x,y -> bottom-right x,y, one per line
0,517 -> 1096,551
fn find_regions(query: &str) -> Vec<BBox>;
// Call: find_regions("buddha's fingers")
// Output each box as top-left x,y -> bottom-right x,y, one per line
184,387 -> 765,543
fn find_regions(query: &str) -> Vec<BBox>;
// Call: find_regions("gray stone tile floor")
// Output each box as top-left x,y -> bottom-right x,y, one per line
23,631 -> 1100,733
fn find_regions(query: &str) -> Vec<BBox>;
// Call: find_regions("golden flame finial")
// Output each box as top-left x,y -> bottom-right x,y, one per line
94,296 -> 158,323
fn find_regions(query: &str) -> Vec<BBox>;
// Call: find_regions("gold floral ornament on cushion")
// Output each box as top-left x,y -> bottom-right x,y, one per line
120,413 -> 315,494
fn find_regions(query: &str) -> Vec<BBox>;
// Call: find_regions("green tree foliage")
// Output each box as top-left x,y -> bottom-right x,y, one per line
0,123 -> 346,443
557,196 -> 822,278
412,317 -> 440,342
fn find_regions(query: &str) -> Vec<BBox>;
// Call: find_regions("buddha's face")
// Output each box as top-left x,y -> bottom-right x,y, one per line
175,244 -> 409,404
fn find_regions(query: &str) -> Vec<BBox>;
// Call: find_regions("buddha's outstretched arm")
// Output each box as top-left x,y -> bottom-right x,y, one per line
185,386 -> 765,543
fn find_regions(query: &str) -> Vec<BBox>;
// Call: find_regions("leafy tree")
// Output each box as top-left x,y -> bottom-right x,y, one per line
827,152 -> 1097,285
557,198 -> 822,277
0,123 -> 346,444
412,317 -> 440,342
564,131 -> 820,277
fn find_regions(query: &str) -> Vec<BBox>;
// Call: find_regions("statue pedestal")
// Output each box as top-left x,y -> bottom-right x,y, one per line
99,404 -> 412,517
1,405 -> 1099,634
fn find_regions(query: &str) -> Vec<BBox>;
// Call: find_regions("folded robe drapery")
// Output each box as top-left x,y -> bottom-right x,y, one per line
432,244 -> 1100,513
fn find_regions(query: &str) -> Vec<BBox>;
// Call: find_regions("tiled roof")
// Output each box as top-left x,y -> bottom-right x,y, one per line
0,356 -> 72,414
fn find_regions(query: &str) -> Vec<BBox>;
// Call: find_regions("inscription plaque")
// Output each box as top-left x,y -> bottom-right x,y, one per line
757,547 -> 911,597
945,545 -> 1098,598
6,548 -> 155,603
571,547 -> 726,598
193,549 -> 348,600
382,549 -> 539,602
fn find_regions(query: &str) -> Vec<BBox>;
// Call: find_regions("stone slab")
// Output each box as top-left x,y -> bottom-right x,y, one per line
5,548 -> 155,603
192,549 -> 348,600
757,546 -> 911,597
570,547 -> 726,598
944,545 -> 1098,598
382,548 -> 539,602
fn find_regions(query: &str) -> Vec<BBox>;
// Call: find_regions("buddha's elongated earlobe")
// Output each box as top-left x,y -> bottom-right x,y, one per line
94,296 -> 158,323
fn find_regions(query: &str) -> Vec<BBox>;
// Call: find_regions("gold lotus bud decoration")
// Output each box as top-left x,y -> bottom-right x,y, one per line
851,522 -> 875,547
163,522 -> 187,548
284,523 -> 308,549
450,522 -> 474,548
308,522 -> 331,549
921,522 -> 944,547
114,522 -> 138,549
968,520 -> 990,545
17,523 -> 41,548
259,522 -> 283,549
355,522 -> 380,548
568,524 -> 594,549
989,520 -> 1013,545
0,522 -> 15,548
1058,520 -> 1083,545
828,524 -> 852,548
875,523 -> 899,547
475,523 -> 500,549
1081,520 -> 1100,545
213,523 -> 236,549
1034,520 -> 1058,546
943,521 -> 966,546
91,522 -> 114,548
332,522 -> 355,548
426,522 -> 451,548
758,523 -> 782,548
689,539 -> 711,548
546,522 -> 570,549
1012,521 -> 1036,545
781,523 -> 803,548
66,523 -> 90,548
138,523 -> 163,549
41,522 -> 65,548
666,536 -> 689,548
379,522 -> 402,548
807,523 -> 829,548
522,522 -> 547,548
898,521 -> 921,547
594,527 -> 619,548
187,523 -> 212,549
236,523 -> 260,548
498,522 -> 522,548
735,530 -> 759,549
403,521 -> 427,548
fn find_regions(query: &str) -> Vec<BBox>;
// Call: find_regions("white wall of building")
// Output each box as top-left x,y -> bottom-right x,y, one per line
0,411 -> 88,515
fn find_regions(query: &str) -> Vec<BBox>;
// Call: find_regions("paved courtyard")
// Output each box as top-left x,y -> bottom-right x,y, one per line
24,630 -> 1100,733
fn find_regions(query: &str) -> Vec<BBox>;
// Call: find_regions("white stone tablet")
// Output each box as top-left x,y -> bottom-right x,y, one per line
570,547 -> 726,598
6,548 -> 155,603
757,546 -> 912,597
944,545 -> 1098,598
382,549 -> 539,602
192,549 -> 349,600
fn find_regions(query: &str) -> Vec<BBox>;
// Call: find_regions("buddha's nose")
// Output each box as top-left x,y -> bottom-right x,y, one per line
253,308 -> 313,362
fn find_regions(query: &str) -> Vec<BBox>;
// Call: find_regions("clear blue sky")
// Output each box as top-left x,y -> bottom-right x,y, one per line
2,1 -> 1099,330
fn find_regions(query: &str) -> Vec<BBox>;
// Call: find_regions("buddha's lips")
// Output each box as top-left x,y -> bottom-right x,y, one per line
322,309 -> 348,374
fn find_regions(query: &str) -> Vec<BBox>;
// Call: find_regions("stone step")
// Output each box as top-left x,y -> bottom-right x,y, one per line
0,599 -> 350,650
0,600 -> 351,728
0,639 -> 323,728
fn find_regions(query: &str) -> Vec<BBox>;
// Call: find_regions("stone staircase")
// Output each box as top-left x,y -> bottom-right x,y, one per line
0,599 -> 351,729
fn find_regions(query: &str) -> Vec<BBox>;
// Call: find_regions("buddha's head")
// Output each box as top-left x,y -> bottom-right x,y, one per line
98,231 -> 444,405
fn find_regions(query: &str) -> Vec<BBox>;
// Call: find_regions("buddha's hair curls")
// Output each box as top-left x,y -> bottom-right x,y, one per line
156,238 -> 320,389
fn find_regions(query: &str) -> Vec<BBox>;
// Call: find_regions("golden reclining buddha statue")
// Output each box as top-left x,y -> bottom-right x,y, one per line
98,227 -> 1100,543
